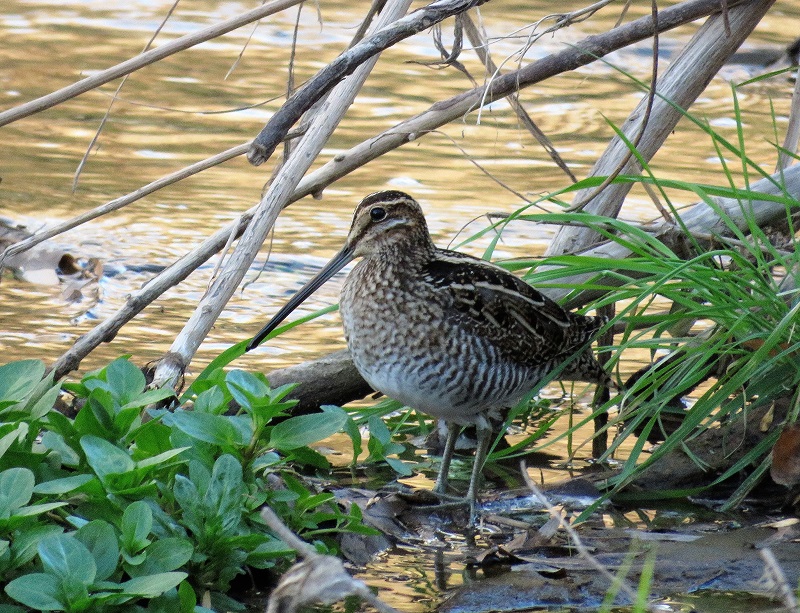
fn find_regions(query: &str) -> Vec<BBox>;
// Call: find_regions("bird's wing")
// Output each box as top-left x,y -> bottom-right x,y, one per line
423,250 -> 597,364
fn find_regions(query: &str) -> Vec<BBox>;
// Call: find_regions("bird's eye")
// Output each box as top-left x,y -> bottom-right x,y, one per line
370,206 -> 387,222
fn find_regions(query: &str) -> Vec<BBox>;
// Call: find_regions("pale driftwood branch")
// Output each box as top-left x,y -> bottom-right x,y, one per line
150,0 -> 416,390
261,506 -> 400,613
545,0 -> 776,257
246,0 -> 489,166
49,0 -> 756,378
0,0 -> 303,127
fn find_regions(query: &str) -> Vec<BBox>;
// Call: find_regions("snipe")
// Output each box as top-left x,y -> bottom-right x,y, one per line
247,191 -> 611,521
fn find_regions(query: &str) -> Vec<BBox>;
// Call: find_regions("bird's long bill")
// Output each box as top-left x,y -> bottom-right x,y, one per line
246,245 -> 355,351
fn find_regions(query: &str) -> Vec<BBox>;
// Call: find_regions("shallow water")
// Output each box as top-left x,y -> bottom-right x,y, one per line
2,2 -> 800,611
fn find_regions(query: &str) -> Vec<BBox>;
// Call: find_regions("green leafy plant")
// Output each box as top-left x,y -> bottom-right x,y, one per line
0,358 -> 370,611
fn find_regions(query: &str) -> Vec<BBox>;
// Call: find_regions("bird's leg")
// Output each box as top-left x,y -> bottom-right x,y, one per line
433,422 -> 459,495
466,422 -> 492,525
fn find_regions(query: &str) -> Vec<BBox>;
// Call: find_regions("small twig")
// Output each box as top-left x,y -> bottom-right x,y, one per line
225,0 -> 268,79
641,180 -> 675,224
429,130 -> 536,205
461,13 -> 577,182
281,3 -> 304,164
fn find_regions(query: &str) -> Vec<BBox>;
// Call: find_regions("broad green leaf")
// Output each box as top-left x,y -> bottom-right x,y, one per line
121,572 -> 187,598
341,412 -> 363,462
135,446 -> 188,470
206,454 -> 244,534
73,391 -> 114,437
0,468 -> 34,513
28,381 -> 60,420
226,369 -> 270,409
33,474 -> 94,495
5,572 -> 63,610
40,431 -> 81,467
286,445 -> 330,469
122,551 -> 147,566
87,389 -> 117,430
268,406 -> 348,451
81,435 -> 135,479
0,360 -> 45,406
122,501 -> 152,552
9,525 -> 63,569
105,358 -> 146,405
38,533 -> 96,585
251,452 -> 281,472
166,411 -> 249,447
15,502 -> 67,518
129,420 -> 172,458
367,414 -> 391,446
75,521 -> 119,582
127,538 -> 193,577
113,405 -> 143,436
119,387 -> 176,411
178,580 -> 197,611
193,386 -> 225,414
0,427 -> 25,463
172,475 -> 202,534
385,457 -> 413,476
246,538 -> 295,566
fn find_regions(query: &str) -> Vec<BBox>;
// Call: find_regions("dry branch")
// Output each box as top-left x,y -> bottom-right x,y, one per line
247,0 -> 488,165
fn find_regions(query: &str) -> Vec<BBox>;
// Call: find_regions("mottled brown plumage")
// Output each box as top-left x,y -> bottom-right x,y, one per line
248,190 -> 610,522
